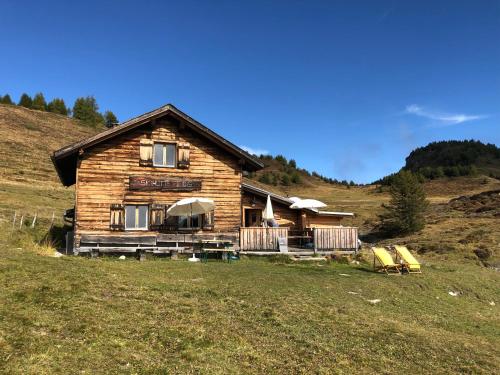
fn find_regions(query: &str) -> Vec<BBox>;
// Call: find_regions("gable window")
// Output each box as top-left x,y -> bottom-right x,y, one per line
153,143 -> 176,167
125,205 -> 149,230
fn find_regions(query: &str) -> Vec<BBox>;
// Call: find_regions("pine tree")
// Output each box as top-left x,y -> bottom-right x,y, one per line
104,110 -> 118,128
1,94 -> 14,105
32,92 -> 47,111
18,93 -> 33,108
72,96 -> 103,126
379,170 -> 428,235
47,98 -> 69,115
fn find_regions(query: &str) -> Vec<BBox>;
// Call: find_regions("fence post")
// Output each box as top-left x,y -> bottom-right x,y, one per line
12,212 -> 17,231
31,213 -> 37,228
313,228 -> 317,254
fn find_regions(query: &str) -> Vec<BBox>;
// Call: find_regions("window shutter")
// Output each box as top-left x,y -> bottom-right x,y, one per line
177,142 -> 190,169
150,204 -> 166,230
139,139 -> 153,166
110,204 -> 125,231
202,211 -> 214,231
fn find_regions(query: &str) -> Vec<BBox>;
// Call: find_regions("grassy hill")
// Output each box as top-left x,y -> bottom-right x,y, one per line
0,104 -> 102,222
405,140 -> 500,178
0,104 -> 499,373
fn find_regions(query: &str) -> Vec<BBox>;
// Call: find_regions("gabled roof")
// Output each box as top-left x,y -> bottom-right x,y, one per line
52,104 -> 264,186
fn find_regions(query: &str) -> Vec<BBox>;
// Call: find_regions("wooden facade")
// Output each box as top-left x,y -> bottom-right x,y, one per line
52,104 -> 356,253
53,105 -> 263,249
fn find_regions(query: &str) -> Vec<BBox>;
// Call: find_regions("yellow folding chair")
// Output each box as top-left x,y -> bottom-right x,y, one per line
393,245 -> 422,274
371,247 -> 401,275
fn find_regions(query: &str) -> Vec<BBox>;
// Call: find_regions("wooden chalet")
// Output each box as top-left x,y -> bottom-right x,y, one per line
52,104 -> 357,256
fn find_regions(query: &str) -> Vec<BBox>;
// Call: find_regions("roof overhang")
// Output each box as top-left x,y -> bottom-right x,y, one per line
241,182 -> 294,206
52,104 -> 264,186
309,209 -> 355,217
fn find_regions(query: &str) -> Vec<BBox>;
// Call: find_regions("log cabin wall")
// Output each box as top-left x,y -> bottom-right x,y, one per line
75,116 -> 242,245
241,192 -> 302,230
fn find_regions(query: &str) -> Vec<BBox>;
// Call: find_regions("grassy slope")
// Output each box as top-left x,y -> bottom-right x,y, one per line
0,243 -> 498,374
0,105 -> 498,373
0,104 -> 102,222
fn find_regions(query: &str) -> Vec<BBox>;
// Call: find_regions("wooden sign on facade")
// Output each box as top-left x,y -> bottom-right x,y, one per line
129,176 -> 202,191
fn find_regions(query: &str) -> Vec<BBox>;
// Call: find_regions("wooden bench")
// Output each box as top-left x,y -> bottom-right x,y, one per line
78,235 -> 157,260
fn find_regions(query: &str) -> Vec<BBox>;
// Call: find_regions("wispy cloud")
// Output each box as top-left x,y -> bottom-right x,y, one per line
405,104 -> 488,125
240,145 -> 269,156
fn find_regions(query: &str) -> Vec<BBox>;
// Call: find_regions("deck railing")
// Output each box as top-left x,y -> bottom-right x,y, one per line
239,227 -> 288,251
313,226 -> 358,251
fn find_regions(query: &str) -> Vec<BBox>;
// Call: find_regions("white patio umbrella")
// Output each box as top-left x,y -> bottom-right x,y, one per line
167,197 -> 215,262
289,196 -> 301,203
289,199 -> 327,209
262,195 -> 274,226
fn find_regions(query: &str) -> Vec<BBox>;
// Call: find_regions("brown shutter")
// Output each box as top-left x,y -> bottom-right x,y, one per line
110,204 -> 124,231
139,138 -> 153,166
177,142 -> 190,169
150,204 -> 166,230
202,210 -> 214,231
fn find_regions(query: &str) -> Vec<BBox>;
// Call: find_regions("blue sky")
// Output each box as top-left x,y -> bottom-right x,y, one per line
1,1 -> 498,183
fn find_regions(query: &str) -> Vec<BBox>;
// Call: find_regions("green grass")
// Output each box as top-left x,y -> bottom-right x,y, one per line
0,230 -> 498,374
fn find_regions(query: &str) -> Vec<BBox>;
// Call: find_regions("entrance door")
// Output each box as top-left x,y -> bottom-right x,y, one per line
244,209 -> 262,227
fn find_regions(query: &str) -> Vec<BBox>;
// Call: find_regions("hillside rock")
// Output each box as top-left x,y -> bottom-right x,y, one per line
448,189 -> 500,216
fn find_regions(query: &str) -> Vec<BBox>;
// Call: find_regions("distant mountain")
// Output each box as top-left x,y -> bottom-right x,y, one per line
376,140 -> 500,184
405,140 -> 500,176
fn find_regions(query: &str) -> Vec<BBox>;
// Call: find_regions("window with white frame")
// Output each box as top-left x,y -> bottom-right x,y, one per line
125,205 -> 149,230
153,143 -> 176,167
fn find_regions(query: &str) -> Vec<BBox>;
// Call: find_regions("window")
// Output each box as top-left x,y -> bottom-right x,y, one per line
125,205 -> 149,230
153,143 -> 176,167
178,214 -> 202,229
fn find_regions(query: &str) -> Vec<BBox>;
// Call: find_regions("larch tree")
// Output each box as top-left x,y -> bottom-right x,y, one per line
72,96 -> 103,126
32,92 -> 47,111
47,98 -> 69,115
18,93 -> 33,108
104,110 -> 119,128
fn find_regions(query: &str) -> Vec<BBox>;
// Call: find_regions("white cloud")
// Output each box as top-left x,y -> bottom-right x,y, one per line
240,145 -> 269,156
405,104 -> 488,125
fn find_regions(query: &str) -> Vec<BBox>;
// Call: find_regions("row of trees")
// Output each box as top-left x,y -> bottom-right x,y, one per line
257,171 -> 302,186
0,92 -> 118,128
375,164 -> 479,186
254,153 -> 360,187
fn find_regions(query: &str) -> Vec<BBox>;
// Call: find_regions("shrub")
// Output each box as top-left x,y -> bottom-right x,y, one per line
473,247 -> 491,260
281,173 -> 291,186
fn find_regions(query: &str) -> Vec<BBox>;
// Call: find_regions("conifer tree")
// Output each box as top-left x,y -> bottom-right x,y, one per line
32,92 -> 47,111
47,98 -> 69,115
72,96 -> 103,126
18,93 -> 33,108
104,110 -> 118,128
379,170 -> 428,235
1,94 -> 14,105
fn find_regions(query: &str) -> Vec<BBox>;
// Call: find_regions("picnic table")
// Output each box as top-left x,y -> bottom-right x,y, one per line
199,239 -> 237,262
